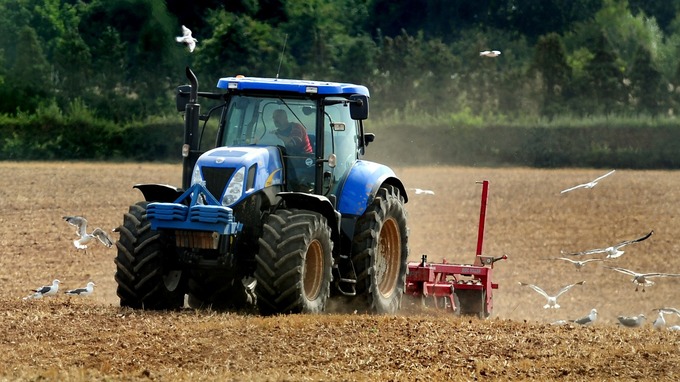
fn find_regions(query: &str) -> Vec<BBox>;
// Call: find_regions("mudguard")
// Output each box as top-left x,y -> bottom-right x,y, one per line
336,160 -> 408,217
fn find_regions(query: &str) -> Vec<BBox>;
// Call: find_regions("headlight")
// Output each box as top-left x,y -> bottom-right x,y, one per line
191,165 -> 203,185
222,167 -> 245,206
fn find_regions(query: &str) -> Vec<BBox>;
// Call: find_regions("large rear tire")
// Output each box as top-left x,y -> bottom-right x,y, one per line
351,185 -> 409,314
254,209 -> 332,315
114,201 -> 185,310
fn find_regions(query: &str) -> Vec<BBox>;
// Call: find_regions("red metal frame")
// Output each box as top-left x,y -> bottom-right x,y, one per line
404,180 -> 506,316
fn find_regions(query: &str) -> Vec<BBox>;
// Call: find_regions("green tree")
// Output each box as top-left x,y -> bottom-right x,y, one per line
628,45 -> 664,115
584,31 -> 625,115
530,33 -> 572,117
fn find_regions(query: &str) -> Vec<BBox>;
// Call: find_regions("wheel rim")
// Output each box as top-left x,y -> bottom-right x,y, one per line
303,239 -> 324,300
376,217 -> 401,298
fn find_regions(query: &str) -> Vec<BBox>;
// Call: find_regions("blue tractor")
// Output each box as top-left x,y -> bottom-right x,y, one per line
114,68 -> 409,315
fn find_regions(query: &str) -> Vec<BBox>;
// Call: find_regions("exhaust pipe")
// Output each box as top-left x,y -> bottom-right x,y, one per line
182,67 -> 201,189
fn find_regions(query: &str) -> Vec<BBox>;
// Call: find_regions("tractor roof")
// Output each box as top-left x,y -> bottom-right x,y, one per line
216,76 -> 370,97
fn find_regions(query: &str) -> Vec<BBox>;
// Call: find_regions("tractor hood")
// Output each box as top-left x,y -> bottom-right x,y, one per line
191,146 -> 284,206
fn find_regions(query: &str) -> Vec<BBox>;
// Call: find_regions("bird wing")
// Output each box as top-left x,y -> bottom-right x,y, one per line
646,272 -> 680,278
560,183 -> 587,194
33,286 -> 51,294
555,281 -> 585,297
66,288 -> 87,295
582,258 -> 605,264
519,282 -> 550,299
181,25 -> 192,37
555,257 -> 577,264
566,247 -> 607,256
603,266 -> 638,276
614,230 -> 654,249
63,216 -> 87,237
590,169 -> 616,183
93,228 -> 113,247
655,307 -> 680,317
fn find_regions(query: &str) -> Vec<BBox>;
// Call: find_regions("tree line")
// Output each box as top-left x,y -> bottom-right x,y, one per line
1,0 -> 680,130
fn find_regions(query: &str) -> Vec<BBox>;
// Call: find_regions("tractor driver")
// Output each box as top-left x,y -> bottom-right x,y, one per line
271,109 -> 313,155
271,109 -> 314,191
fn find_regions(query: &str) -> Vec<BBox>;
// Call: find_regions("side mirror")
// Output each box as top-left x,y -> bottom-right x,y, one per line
176,85 -> 191,112
349,94 -> 369,120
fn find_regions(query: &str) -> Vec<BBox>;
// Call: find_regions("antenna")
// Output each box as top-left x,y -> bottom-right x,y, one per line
276,34 -> 288,80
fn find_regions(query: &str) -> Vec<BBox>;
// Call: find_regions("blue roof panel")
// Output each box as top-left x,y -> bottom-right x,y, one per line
216,76 -> 370,97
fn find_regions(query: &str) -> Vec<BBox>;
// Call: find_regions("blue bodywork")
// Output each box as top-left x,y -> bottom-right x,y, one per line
337,160 -> 401,216
217,76 -> 370,97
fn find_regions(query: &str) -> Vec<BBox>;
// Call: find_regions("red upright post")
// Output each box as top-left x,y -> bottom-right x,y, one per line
475,180 -> 489,258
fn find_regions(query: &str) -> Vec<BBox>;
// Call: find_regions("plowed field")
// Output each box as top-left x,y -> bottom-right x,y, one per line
0,162 -> 678,381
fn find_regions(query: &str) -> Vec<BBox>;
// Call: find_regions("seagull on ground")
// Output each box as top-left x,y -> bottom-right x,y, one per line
480,50 -> 501,57
570,308 -> 598,325
176,25 -> 197,52
409,188 -> 435,195
560,169 -> 616,194
565,230 -> 653,259
518,281 -> 585,309
65,282 -> 95,297
63,216 -> 114,251
668,325 -> 680,331
549,257 -> 607,270
603,265 -> 680,292
617,314 -> 647,328
24,279 -> 60,300
653,311 -> 666,330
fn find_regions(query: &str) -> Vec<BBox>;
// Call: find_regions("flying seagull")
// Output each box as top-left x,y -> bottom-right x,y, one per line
548,257 -> 607,271
653,307 -> 680,318
571,308 -> 598,325
480,50 -> 501,57
603,265 -> 680,292
617,314 -> 647,328
65,282 -> 96,297
518,281 -> 585,309
63,216 -> 114,251
560,169 -> 616,194
653,311 -> 666,330
24,279 -> 60,300
176,25 -> 197,53
565,230 -> 653,259
409,188 -> 435,195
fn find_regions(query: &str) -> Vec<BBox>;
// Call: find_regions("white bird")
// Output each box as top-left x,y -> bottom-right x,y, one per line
570,308 -> 598,325
518,281 -> 585,309
565,230 -> 653,259
65,282 -> 96,297
63,216 -> 114,251
550,319 -> 569,326
668,325 -> 680,331
24,279 -> 60,299
603,265 -> 680,292
653,307 -> 680,318
410,188 -> 435,195
549,257 -> 607,270
176,25 -> 197,52
653,311 -> 666,330
480,50 -> 501,57
560,169 -> 616,193
617,314 -> 647,328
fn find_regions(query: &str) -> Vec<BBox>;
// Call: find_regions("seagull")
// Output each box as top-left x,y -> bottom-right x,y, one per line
65,282 -> 96,297
565,230 -> 653,259
617,314 -> 647,328
560,169 -> 616,193
480,50 -> 501,57
410,188 -> 435,195
549,257 -> 607,270
176,25 -> 197,52
24,279 -> 60,299
668,325 -> 680,331
518,281 -> 585,309
550,319 -> 569,326
63,216 -> 114,251
653,307 -> 680,318
570,308 -> 598,325
653,311 -> 666,330
603,265 -> 680,292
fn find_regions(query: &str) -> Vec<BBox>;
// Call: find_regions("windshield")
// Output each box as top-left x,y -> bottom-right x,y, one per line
220,95 -> 315,148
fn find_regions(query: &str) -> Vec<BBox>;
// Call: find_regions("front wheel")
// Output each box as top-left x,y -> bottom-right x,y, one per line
351,185 -> 409,314
254,209 -> 333,315
114,201 -> 186,310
